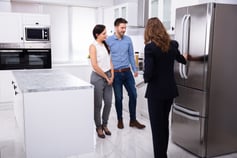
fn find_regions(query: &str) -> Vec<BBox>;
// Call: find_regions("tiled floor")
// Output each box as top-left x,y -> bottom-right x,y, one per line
0,106 -> 237,158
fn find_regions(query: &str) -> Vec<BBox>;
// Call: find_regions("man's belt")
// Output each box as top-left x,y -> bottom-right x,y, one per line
114,67 -> 130,72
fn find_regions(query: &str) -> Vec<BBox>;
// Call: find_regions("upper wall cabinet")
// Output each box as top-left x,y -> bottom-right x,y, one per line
0,13 -> 50,44
0,13 -> 23,43
149,0 -> 173,31
113,2 -> 138,26
22,14 -> 50,26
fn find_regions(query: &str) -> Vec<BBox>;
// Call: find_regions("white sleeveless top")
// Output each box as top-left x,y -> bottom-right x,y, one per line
92,41 -> 111,72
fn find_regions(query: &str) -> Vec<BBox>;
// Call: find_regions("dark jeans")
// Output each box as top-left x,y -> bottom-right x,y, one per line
147,97 -> 173,158
113,70 -> 137,121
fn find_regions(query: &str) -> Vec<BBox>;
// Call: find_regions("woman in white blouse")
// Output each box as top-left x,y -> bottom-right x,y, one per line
89,24 -> 114,138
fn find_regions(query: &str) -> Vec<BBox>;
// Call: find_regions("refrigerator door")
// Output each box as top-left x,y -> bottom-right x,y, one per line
183,4 -> 209,91
171,104 -> 206,157
174,3 -> 213,117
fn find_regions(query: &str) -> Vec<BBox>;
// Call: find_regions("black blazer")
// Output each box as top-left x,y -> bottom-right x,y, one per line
143,40 -> 186,100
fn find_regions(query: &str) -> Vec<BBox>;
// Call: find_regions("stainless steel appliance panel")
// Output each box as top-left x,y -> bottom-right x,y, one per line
206,4 -> 237,157
175,85 -> 207,117
171,105 -> 206,157
172,3 -> 237,158
184,4 -> 209,90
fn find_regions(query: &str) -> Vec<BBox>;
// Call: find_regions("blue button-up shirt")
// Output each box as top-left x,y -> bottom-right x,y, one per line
106,34 -> 137,72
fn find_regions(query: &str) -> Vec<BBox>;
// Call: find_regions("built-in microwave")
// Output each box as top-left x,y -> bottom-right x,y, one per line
24,26 -> 50,42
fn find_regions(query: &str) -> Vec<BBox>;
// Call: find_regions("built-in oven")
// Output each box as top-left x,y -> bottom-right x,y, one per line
25,49 -> 51,69
0,48 -> 51,70
0,49 -> 24,69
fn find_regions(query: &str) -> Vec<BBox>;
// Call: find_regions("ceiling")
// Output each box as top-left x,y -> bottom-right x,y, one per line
10,0 -> 114,7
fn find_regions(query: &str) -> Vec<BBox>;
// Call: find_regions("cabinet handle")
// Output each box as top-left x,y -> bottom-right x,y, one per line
12,81 -> 15,85
14,85 -> 17,89
15,91 -> 18,95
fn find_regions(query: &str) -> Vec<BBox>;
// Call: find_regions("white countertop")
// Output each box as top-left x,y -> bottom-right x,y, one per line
13,69 -> 93,93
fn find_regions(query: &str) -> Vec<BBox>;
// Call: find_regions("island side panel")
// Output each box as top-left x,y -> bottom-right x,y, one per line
23,88 -> 94,158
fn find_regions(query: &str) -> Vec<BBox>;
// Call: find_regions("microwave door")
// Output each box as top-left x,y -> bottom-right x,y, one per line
26,28 -> 43,41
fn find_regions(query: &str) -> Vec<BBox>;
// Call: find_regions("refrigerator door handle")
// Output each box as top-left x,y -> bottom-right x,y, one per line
179,15 -> 189,78
182,14 -> 191,79
179,63 -> 184,78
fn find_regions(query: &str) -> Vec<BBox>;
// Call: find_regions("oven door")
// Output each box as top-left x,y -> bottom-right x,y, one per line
25,49 -> 51,69
0,49 -> 25,70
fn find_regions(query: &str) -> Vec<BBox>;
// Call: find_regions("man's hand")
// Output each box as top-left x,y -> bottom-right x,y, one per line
134,71 -> 138,77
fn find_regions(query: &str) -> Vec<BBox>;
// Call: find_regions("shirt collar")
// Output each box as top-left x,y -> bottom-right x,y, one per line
112,34 -> 124,40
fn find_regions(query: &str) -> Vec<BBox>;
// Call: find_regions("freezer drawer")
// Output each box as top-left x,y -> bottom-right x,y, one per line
171,106 -> 206,158
175,85 -> 207,117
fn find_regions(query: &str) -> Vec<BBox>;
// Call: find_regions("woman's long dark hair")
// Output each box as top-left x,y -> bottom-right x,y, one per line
92,24 -> 110,54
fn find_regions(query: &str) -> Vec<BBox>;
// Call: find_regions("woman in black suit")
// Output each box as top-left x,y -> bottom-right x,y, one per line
143,17 -> 187,158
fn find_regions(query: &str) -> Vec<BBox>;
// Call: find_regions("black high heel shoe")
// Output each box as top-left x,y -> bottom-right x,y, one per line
96,127 -> 105,138
102,125 -> 112,136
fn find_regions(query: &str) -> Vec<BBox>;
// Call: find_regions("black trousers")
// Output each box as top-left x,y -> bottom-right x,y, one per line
147,97 -> 173,158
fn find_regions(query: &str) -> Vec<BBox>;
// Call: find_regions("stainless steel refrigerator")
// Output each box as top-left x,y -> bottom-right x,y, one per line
171,3 -> 237,158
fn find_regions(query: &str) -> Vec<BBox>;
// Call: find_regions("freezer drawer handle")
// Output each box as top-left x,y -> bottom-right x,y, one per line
173,107 -> 199,121
173,104 -> 200,116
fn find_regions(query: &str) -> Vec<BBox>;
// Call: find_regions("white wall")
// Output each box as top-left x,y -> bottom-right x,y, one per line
42,5 -> 70,63
70,7 -> 96,62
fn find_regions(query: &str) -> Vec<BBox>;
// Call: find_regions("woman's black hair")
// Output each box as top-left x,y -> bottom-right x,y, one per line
92,24 -> 110,54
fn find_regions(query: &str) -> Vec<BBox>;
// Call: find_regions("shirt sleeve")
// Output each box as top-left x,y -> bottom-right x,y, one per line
128,37 -> 137,72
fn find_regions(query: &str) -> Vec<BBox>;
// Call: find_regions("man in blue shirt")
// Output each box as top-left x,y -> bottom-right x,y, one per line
106,18 -> 145,129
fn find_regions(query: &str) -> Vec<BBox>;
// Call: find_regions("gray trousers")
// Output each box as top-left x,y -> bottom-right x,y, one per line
90,71 -> 112,128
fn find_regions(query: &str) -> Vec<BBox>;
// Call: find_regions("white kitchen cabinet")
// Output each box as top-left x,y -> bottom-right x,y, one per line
22,13 -> 50,26
149,0 -> 173,31
0,71 -> 14,110
0,13 -> 23,43
0,13 -> 50,44
113,2 -> 138,26
103,7 -> 115,35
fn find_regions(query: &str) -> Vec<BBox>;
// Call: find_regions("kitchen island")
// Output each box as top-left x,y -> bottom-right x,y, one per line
12,69 -> 94,158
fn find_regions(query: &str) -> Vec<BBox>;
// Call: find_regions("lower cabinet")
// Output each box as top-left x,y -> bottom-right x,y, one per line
0,71 -> 14,110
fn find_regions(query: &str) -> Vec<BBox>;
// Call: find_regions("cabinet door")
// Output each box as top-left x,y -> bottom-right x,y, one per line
112,3 -> 138,26
149,0 -> 172,30
104,7 -> 115,35
0,13 -> 23,43
22,14 -> 50,26
0,71 -> 14,103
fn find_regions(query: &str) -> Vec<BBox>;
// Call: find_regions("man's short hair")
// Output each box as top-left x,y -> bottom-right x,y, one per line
114,18 -> 128,26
